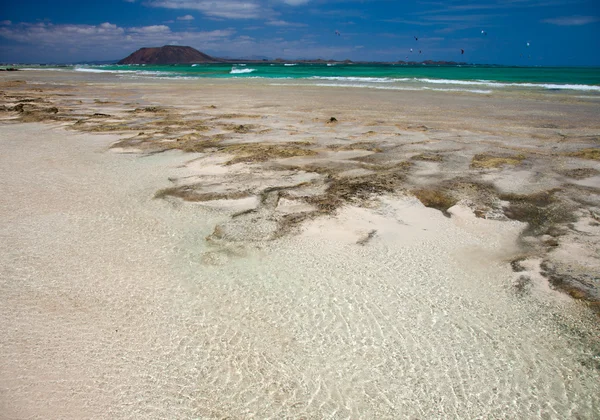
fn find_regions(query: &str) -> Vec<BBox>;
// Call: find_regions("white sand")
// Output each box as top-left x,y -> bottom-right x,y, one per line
1,123 -> 599,419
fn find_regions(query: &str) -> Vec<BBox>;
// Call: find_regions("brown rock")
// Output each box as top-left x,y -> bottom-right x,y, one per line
117,45 -> 221,65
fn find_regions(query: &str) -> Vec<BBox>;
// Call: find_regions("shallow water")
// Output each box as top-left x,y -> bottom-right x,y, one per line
0,124 -> 598,419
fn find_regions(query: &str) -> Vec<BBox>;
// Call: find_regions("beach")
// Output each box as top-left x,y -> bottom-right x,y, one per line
1,69 -> 599,418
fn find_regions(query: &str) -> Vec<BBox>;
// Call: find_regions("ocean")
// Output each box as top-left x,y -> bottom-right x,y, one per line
39,63 -> 600,95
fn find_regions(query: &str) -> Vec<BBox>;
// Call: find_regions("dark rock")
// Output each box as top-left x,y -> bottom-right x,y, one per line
118,45 -> 222,65
510,258 -> 527,272
540,260 -> 600,311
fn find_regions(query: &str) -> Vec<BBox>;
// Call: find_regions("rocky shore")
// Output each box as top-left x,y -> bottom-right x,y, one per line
1,72 -> 598,311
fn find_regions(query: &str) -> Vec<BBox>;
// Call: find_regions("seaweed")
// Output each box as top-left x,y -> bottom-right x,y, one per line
154,186 -> 251,202
307,171 -> 406,214
223,143 -> 317,165
566,148 -> 600,161
327,142 -> 382,152
500,189 -> 575,236
540,260 -> 600,313
411,153 -> 444,162
471,153 -> 526,169
560,168 -> 600,179
412,188 -> 457,216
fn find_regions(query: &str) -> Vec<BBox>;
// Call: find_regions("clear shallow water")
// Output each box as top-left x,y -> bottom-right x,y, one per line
23,63 -> 600,94
1,124 -> 598,419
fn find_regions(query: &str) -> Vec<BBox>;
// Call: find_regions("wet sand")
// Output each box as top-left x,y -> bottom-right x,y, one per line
1,71 -> 599,418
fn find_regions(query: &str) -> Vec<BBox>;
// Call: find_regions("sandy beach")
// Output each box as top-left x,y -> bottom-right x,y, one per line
1,70 -> 599,418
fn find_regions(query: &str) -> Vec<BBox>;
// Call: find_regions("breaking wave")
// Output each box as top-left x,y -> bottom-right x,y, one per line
414,78 -> 600,91
310,76 -> 401,83
230,67 -> 256,74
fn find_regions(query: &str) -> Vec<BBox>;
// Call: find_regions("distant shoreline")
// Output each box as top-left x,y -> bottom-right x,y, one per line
5,60 -> 469,66
4,62 -> 600,69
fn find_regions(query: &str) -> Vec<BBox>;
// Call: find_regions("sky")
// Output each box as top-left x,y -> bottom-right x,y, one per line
0,0 -> 599,65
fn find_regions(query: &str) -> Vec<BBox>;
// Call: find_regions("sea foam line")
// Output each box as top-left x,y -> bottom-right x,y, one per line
305,76 -> 600,91
69,67 -> 600,92
74,67 -> 175,76
270,82 -> 492,94
74,67 -> 113,73
310,76 -> 402,83
414,77 -> 600,91
230,67 -> 256,74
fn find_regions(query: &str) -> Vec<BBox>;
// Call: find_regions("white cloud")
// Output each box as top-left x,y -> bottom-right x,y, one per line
129,24 -> 171,33
141,0 -> 315,21
99,22 -> 119,30
266,20 -> 307,27
414,0 -> 573,15
542,15 -> 599,26
0,22 -> 127,43
177,14 -> 195,20
145,0 -> 265,19
0,15 -> 362,63
0,21 -> 235,59
0,20 -> 12,25
279,0 -> 310,5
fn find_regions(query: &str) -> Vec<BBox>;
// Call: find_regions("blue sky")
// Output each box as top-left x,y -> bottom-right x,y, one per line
0,0 -> 598,65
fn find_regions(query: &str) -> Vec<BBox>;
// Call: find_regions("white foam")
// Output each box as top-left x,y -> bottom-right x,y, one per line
415,78 -> 507,87
414,78 -> 600,91
230,67 -> 256,74
20,67 -> 70,72
74,67 -> 112,73
309,76 -> 400,83
515,82 -> 600,91
74,67 -> 144,75
271,82 -> 491,94
313,83 -> 415,90
284,63 -> 297,66
422,87 -> 492,94
74,67 -> 179,78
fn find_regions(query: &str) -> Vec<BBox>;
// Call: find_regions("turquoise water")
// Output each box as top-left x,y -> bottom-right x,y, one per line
28,63 -> 600,93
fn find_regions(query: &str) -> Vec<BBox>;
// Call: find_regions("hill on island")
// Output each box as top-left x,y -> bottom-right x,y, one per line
117,45 -> 221,65
117,45 -> 467,66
